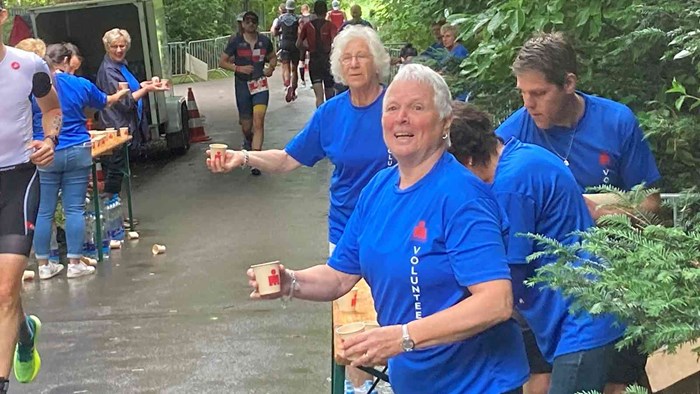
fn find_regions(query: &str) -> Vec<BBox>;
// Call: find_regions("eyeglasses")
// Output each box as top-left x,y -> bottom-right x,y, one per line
340,54 -> 373,65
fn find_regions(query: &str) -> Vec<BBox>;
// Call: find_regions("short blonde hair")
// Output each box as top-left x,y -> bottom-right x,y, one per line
330,25 -> 390,85
15,38 -> 47,57
102,28 -> 132,52
440,24 -> 458,37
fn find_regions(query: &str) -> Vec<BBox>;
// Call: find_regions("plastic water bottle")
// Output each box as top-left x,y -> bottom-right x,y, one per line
83,213 -> 97,258
113,197 -> 125,241
49,222 -> 60,263
100,196 -> 111,257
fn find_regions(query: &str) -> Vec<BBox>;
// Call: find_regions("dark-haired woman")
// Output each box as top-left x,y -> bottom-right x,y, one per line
32,43 -> 130,280
448,101 -> 625,394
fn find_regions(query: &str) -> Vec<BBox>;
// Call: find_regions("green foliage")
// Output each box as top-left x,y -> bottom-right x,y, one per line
525,186 -> 700,356
164,0 -> 231,41
578,385 -> 649,394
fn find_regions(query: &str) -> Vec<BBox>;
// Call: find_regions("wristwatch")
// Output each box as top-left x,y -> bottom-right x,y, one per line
400,324 -> 415,352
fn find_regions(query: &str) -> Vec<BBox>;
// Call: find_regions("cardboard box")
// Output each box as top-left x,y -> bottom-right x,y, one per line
646,341 -> 700,392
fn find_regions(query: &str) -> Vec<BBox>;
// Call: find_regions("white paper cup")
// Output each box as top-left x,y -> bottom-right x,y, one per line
336,322 -> 366,360
152,244 -> 166,255
251,261 -> 282,295
118,82 -> 129,91
127,231 -> 140,240
151,76 -> 160,84
22,270 -> 35,281
363,321 -> 380,331
110,239 -> 122,249
119,127 -> 129,136
209,144 -> 228,162
337,287 -> 359,313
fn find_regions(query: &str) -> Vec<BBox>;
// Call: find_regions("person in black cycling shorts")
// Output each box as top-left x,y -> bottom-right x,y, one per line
276,0 -> 300,102
0,2 -> 62,391
219,11 -> 277,176
297,0 -> 337,108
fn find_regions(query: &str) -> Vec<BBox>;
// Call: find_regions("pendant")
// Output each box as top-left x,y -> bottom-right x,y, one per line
563,159 -> 570,166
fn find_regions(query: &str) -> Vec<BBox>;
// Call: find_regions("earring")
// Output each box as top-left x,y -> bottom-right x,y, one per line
468,159 -> 473,166
442,134 -> 448,140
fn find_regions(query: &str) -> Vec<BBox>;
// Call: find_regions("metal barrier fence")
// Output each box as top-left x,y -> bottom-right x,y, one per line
661,193 -> 684,228
170,32 -> 274,79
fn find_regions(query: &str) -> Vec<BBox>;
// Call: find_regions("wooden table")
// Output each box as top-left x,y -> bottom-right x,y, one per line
90,133 -> 135,262
331,280 -> 388,394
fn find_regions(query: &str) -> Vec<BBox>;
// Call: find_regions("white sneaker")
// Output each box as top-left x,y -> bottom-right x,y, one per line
67,262 -> 95,278
39,261 -> 64,280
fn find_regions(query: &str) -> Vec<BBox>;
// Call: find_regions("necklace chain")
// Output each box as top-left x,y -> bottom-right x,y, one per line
542,126 -> 577,166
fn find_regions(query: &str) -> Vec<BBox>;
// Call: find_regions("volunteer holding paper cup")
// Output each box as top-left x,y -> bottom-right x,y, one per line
247,65 -> 528,394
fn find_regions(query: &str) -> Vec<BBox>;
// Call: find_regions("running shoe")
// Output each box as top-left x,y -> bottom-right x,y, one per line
67,262 -> 96,278
14,315 -> 41,383
39,261 -> 64,280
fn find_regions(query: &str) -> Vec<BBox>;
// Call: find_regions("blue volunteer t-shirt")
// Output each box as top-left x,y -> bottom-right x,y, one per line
329,152 -> 528,394
496,92 -> 660,191
33,72 -> 107,151
285,89 -> 393,244
494,138 -> 624,362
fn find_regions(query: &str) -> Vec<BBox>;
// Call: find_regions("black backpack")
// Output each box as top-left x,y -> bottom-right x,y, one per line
279,13 -> 299,42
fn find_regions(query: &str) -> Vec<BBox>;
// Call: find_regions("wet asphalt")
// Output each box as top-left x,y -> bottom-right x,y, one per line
15,76 -> 335,393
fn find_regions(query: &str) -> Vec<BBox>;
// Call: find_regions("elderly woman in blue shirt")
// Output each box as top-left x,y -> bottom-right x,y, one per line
96,28 -> 162,196
32,43 -> 130,279
246,64 -> 529,394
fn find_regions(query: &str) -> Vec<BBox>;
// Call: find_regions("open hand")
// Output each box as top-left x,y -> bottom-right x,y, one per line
206,149 -> 243,173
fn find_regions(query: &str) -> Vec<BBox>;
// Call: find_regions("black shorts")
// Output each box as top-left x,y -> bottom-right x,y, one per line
308,54 -> 334,88
607,341 -> 648,384
0,162 -> 39,257
523,328 -> 553,374
280,47 -> 300,64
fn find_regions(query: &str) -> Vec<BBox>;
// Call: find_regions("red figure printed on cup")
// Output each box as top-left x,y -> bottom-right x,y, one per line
268,269 -> 281,287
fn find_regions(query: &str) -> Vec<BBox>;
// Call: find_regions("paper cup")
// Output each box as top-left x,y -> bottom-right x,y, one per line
110,239 -> 122,249
118,82 -> 129,91
22,270 -> 35,281
80,256 -> 98,266
151,76 -> 160,84
251,261 -> 282,295
118,127 -> 129,136
209,144 -> 228,162
336,322 -> 366,360
152,244 -> 166,255
127,231 -> 140,240
337,287 -> 359,313
363,321 -> 380,331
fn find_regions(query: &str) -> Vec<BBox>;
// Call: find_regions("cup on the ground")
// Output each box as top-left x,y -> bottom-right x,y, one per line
251,261 -> 282,295
336,322 -> 366,360
209,143 -> 228,163
152,244 -> 166,255
127,231 -> 140,240
337,286 -> 359,312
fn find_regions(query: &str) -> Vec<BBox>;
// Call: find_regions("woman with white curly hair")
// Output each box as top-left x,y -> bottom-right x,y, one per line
209,25 -> 393,258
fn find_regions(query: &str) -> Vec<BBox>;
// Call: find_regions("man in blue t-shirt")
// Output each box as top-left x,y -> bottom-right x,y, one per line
450,102 -> 625,394
219,11 -> 277,176
495,32 -> 660,394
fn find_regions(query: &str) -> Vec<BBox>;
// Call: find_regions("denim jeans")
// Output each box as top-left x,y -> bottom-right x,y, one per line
549,343 -> 615,394
34,144 -> 92,259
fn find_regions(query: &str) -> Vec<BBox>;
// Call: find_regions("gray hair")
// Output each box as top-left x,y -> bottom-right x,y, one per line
102,28 -> 132,52
330,25 -> 390,85
387,64 -> 453,121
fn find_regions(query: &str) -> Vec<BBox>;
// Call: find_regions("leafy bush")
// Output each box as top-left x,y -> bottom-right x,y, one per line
525,186 -> 700,356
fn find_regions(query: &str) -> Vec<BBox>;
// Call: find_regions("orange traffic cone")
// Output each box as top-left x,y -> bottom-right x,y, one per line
187,87 -> 211,143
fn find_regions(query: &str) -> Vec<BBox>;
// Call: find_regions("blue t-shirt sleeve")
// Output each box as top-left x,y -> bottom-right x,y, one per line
619,118 -> 661,189
85,79 -> 108,110
284,108 -> 327,166
446,198 -> 511,287
496,192 -> 537,265
454,45 -> 469,59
